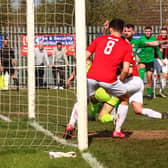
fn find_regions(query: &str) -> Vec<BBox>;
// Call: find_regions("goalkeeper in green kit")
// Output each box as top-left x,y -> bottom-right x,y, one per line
63,60 -> 119,139
135,26 -> 165,98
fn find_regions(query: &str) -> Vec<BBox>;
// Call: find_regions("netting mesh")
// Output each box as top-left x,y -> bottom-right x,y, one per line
0,0 -> 76,148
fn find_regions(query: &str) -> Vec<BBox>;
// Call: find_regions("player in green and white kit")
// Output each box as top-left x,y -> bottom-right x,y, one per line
121,24 -> 168,120
136,26 -> 164,98
124,24 -> 165,64
124,25 -> 167,98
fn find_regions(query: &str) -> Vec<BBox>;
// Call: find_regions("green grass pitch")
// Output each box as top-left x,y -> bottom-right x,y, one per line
0,88 -> 168,168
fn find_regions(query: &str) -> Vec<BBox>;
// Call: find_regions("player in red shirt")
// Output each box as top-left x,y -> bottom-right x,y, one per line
123,43 -> 168,119
87,35 -> 132,83
153,28 -> 168,97
101,24 -> 168,126
86,19 -> 133,138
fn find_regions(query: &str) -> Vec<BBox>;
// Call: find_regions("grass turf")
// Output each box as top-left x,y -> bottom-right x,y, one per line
0,88 -> 168,168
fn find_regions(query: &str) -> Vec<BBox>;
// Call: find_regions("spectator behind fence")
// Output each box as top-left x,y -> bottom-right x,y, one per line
0,39 -> 19,90
52,42 -> 69,90
35,42 -> 49,88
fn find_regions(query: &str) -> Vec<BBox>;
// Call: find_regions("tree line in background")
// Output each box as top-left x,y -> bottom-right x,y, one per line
0,0 -> 165,30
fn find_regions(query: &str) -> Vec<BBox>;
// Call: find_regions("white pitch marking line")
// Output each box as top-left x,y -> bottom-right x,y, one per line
0,116 -> 104,168
29,120 -> 77,148
30,121 -> 104,168
82,152 -> 104,168
0,114 -> 12,122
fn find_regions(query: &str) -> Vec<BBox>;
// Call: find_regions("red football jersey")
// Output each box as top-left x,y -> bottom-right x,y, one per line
131,61 -> 139,77
87,35 -> 133,83
128,44 -> 139,77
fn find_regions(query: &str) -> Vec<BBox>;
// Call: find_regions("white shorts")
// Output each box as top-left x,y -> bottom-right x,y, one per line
87,78 -> 127,98
162,58 -> 168,73
154,58 -> 162,75
124,76 -> 144,104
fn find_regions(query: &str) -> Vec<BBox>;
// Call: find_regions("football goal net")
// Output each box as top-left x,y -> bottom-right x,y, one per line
0,0 -> 88,151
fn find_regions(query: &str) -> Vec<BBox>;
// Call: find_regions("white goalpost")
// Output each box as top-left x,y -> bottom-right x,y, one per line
27,0 -> 35,119
75,0 -> 88,151
0,0 -> 88,150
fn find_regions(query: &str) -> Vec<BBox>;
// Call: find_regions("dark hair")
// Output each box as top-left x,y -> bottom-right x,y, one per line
125,24 -> 135,30
109,18 -> 124,33
57,42 -> 62,45
145,26 -> 152,30
160,27 -> 167,31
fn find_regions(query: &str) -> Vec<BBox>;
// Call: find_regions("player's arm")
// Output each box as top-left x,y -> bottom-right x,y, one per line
119,44 -> 133,81
155,45 -> 166,65
155,45 -> 162,59
143,40 -> 166,65
86,50 -> 92,63
119,61 -> 130,82
144,40 -> 168,47
128,66 -> 133,76
66,70 -> 76,88
86,38 -> 97,62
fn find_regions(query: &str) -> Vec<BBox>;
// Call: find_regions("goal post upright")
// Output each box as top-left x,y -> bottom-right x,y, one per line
75,0 -> 88,151
27,0 -> 35,119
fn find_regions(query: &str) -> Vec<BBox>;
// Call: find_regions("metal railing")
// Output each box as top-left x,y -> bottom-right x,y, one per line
0,25 -> 163,87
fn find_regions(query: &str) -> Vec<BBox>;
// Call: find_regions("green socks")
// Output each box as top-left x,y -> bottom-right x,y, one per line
147,88 -> 153,96
138,68 -> 145,80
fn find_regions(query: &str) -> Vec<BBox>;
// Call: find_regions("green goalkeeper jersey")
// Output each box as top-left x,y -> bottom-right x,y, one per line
134,35 -> 162,63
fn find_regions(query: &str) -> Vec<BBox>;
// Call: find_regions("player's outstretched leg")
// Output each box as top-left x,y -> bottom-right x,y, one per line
132,102 -> 168,119
63,102 -> 78,139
